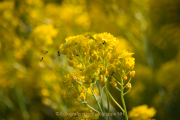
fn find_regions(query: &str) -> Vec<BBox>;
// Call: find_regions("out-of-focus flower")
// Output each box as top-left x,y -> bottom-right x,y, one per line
129,105 -> 156,120
31,24 -> 58,45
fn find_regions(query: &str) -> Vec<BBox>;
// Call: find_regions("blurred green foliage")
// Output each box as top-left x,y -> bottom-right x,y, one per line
0,0 -> 180,120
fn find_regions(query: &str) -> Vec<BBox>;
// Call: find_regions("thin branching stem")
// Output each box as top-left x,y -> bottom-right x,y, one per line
104,87 -> 124,113
121,76 -> 128,120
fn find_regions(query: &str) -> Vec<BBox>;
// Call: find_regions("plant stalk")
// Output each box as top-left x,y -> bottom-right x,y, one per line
121,77 -> 128,120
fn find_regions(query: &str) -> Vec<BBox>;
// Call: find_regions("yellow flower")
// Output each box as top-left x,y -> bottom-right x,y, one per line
60,32 -> 135,113
123,73 -> 127,80
124,58 -> 135,69
126,83 -> 132,89
129,105 -> 156,120
130,70 -> 135,77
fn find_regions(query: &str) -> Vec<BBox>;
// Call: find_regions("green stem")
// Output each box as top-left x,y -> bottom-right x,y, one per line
96,81 -> 107,119
103,58 -> 109,120
123,88 -> 131,96
115,86 -> 121,92
87,104 -> 100,113
90,85 -> 106,120
90,85 -> 103,113
105,88 -> 110,120
98,87 -> 104,102
104,87 -> 124,113
121,77 -> 128,120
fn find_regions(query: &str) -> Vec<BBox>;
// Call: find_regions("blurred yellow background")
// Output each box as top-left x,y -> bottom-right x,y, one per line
0,0 -> 180,120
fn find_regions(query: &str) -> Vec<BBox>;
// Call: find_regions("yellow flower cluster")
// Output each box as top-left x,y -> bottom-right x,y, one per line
60,32 -> 135,76
60,32 -> 135,103
129,105 -> 156,120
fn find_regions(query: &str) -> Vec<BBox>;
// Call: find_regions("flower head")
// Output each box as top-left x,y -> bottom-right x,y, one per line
60,32 -> 135,112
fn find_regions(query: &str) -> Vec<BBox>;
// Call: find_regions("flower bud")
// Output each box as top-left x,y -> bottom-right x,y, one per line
130,71 -> 135,77
126,83 -> 132,89
79,93 -> 85,101
123,74 -> 127,80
